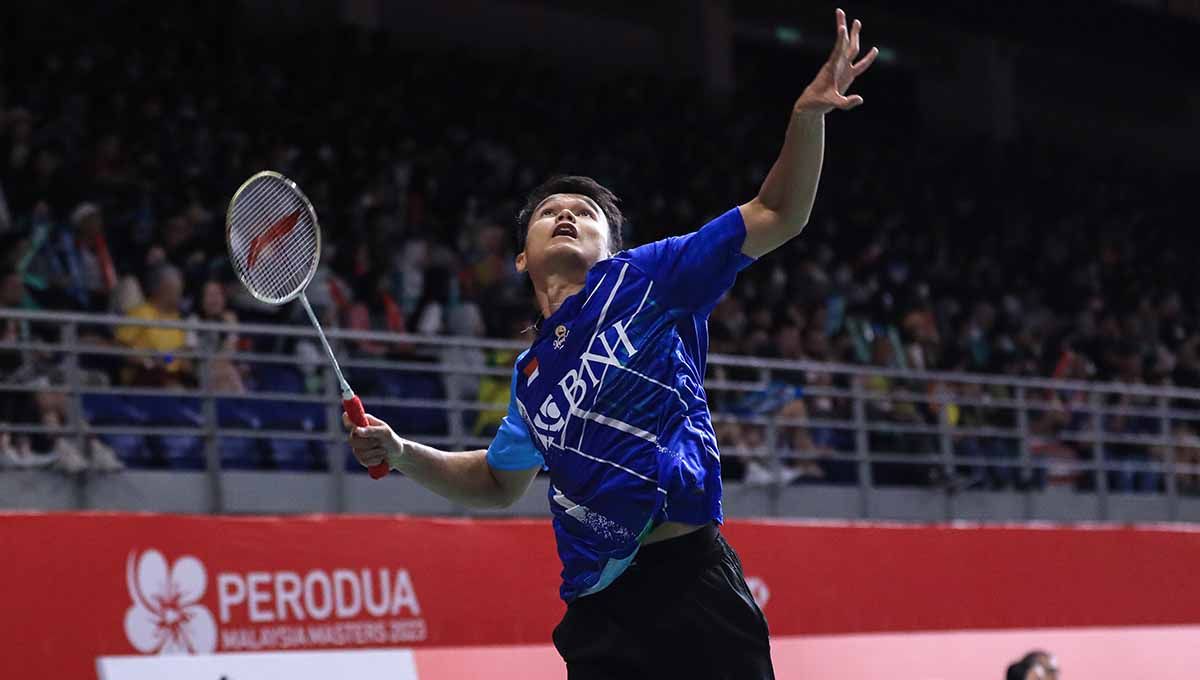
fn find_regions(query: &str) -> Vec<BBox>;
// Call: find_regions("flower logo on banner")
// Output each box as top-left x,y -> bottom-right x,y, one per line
124,549 -> 217,654
746,576 -> 771,610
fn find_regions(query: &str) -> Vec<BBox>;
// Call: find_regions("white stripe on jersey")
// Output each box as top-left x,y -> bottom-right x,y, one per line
558,263 -> 630,450
571,407 -> 658,443
580,271 -> 608,308
561,444 -> 665,491
577,279 -> 655,450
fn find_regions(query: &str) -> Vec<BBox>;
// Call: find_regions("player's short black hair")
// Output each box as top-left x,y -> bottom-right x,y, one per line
1005,659 -> 1032,680
1020,650 -> 1051,665
515,175 -> 624,253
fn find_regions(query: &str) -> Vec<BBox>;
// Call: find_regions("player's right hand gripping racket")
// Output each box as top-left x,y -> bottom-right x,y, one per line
226,171 -> 390,479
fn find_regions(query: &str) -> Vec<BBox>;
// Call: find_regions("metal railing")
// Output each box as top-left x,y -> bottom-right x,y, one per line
2,307 -> 1200,520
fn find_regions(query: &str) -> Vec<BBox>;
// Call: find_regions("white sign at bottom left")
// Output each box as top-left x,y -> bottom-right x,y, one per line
97,648 -> 419,680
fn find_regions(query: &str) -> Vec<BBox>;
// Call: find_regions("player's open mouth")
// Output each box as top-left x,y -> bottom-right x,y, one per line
552,223 -> 578,239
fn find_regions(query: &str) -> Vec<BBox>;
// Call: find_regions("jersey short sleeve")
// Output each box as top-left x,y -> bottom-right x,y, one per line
485,352 -> 545,471
621,206 -> 755,314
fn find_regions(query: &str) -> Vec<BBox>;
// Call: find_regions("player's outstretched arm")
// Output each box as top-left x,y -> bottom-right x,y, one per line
344,413 -> 539,508
739,8 -> 878,259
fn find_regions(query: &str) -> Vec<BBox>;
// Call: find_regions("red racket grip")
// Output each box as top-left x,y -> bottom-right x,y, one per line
344,396 -> 389,479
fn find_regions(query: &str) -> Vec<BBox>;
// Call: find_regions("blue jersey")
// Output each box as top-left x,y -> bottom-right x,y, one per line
486,207 -> 754,601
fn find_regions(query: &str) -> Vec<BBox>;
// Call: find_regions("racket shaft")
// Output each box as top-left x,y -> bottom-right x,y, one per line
298,294 -> 352,395
298,294 -> 390,479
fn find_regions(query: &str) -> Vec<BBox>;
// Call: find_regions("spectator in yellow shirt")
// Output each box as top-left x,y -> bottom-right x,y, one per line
472,315 -> 533,437
115,264 -> 192,386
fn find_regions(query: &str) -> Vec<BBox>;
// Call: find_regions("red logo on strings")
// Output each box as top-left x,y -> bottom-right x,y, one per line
247,209 -> 302,269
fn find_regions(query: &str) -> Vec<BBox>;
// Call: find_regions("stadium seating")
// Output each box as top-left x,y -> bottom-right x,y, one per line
371,370 -> 449,437
215,399 -> 268,470
81,394 -> 153,467
250,364 -> 307,394
76,394 -> 330,470
215,397 -> 326,470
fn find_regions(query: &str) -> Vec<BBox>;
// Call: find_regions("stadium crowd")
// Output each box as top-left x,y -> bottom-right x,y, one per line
1,8 -> 1195,492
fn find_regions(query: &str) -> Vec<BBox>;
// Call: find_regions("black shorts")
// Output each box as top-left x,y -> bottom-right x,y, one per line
552,523 -> 775,680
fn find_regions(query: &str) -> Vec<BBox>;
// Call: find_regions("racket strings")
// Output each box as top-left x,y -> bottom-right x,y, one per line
254,220 -> 309,298
228,175 -> 320,304
234,187 -> 311,291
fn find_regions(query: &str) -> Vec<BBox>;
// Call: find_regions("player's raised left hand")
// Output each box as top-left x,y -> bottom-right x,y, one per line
794,8 -> 879,115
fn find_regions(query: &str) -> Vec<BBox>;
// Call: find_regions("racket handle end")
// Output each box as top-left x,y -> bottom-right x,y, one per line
343,396 -> 390,479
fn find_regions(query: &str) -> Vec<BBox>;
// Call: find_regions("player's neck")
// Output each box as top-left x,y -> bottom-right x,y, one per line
534,271 -> 587,319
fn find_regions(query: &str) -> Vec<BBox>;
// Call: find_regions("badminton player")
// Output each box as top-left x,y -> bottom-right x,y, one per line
348,9 -> 877,678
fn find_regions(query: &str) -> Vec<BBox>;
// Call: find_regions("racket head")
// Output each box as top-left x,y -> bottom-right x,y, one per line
226,171 -> 321,306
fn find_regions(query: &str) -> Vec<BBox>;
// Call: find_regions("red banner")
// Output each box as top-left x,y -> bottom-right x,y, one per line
4,513 -> 1200,678
722,520 -> 1200,635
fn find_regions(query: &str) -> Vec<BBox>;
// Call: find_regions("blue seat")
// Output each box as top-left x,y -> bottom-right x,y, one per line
217,398 -> 262,429
232,399 -> 326,431
223,398 -> 324,470
100,434 -> 153,468
289,402 -> 326,431
374,370 -> 444,398
217,393 -> 331,470
126,395 -> 203,426
221,437 -> 264,469
371,371 -> 448,435
156,435 -> 205,469
117,396 -> 203,469
82,394 -> 148,425
269,439 -> 321,470
252,364 -> 306,394
148,433 -> 265,470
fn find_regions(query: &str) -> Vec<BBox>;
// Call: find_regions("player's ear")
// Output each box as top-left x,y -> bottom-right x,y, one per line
515,251 -> 527,273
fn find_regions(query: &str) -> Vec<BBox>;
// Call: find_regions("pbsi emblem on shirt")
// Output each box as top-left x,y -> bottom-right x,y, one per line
553,324 -> 570,350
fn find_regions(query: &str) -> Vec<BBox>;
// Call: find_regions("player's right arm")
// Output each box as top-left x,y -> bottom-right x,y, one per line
345,414 -> 538,509
344,356 -> 545,509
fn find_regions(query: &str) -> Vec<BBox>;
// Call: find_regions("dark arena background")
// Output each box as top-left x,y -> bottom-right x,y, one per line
2,1 -> 1199,678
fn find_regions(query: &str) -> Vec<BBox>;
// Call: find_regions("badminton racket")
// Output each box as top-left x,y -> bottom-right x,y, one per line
226,171 -> 390,479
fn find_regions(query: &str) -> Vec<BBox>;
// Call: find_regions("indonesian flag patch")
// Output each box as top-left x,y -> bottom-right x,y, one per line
523,356 -> 540,385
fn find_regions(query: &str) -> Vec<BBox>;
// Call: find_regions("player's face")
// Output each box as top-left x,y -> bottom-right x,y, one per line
517,193 -> 610,277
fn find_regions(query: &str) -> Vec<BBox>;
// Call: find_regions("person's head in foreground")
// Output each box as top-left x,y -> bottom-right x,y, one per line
514,175 -> 624,291
1024,650 -> 1059,679
1006,659 -> 1034,680
1007,650 -> 1059,680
